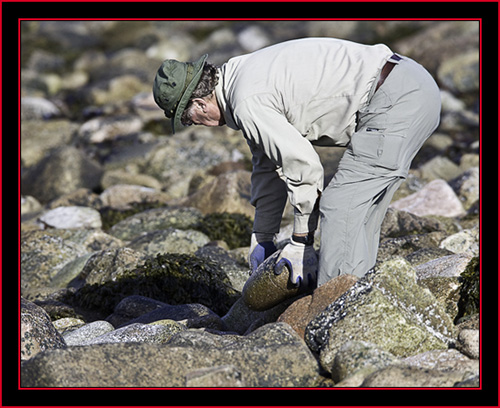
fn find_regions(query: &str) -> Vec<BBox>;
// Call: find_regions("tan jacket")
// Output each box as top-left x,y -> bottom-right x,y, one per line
215,38 -> 393,234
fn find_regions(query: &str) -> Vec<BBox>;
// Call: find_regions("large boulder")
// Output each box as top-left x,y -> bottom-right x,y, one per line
21,323 -> 320,387
305,258 -> 456,374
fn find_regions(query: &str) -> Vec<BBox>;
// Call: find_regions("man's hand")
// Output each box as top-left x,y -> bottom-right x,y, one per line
275,235 -> 318,288
248,233 -> 277,273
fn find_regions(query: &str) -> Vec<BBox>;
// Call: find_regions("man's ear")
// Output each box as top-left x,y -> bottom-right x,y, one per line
192,98 -> 207,113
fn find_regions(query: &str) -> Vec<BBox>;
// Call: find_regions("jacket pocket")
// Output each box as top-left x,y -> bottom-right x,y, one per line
351,129 -> 406,171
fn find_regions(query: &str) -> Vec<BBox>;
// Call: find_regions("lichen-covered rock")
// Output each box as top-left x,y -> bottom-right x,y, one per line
305,258 -> 456,373
21,298 -> 66,361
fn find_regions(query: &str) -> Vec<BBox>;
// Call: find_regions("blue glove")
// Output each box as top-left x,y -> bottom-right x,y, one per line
248,233 -> 277,273
275,236 -> 318,288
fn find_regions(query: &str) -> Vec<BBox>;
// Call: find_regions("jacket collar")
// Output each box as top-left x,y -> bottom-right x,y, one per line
215,67 -> 240,131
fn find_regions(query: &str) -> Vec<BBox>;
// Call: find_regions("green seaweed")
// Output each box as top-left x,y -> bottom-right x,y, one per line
195,212 -> 253,249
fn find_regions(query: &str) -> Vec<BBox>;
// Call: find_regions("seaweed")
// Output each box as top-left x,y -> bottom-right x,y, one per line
69,253 -> 239,317
195,212 -> 253,249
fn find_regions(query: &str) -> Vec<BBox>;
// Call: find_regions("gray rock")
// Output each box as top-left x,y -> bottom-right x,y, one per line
380,207 -> 446,239
173,170 -> 254,218
78,114 -> 143,144
415,253 -> 473,280
108,207 -> 202,241
21,229 -> 123,297
38,206 -> 102,229
305,258 -> 456,373
81,322 -> 179,345
185,365 -> 245,387
74,247 -> 146,287
122,303 -> 222,330
21,323 -> 320,387
221,296 -> 296,335
438,50 -> 479,94
361,365 -> 473,387
195,246 -> 249,292
99,184 -> 170,210
105,295 -> 168,327
330,341 -> 399,384
21,96 -> 61,120
63,320 -> 114,345
439,228 -> 479,256
21,146 -> 103,204
456,329 -> 480,359
403,349 -> 478,375
21,120 -> 78,167
21,298 -> 66,361
449,167 -> 480,210
128,228 -> 210,255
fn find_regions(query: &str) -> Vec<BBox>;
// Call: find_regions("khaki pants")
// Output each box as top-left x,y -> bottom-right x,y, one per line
318,56 -> 441,285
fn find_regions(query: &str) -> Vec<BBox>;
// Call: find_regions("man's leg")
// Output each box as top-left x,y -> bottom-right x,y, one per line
317,56 -> 441,286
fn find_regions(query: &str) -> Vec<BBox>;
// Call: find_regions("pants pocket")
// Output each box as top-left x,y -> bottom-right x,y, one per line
351,129 -> 406,171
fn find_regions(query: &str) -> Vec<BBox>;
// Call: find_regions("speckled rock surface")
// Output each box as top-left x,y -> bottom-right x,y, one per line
305,258 -> 456,373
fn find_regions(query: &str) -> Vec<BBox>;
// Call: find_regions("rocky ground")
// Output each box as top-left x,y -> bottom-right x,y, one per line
20,21 -> 479,388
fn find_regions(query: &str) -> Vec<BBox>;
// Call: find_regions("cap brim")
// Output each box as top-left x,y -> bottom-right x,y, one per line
171,54 -> 208,133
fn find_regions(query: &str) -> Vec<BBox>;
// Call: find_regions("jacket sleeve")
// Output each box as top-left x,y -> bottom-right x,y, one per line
235,96 -> 324,234
248,143 -> 288,235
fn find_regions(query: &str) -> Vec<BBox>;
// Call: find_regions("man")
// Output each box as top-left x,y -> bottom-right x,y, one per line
153,37 -> 441,289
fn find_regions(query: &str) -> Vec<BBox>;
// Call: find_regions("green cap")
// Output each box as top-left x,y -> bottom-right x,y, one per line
153,54 -> 208,133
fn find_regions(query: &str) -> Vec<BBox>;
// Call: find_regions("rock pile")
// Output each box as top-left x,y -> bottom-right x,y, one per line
20,21 -> 479,388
